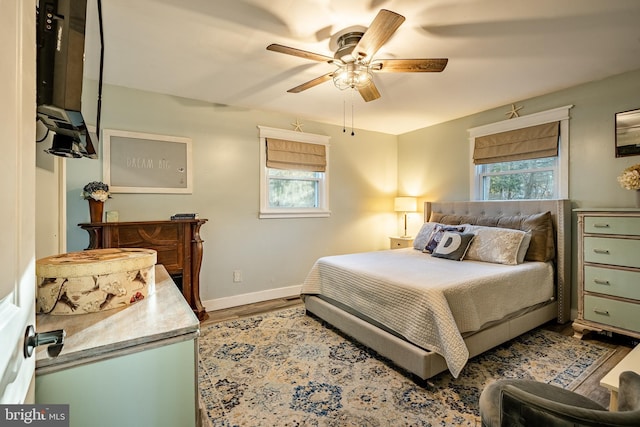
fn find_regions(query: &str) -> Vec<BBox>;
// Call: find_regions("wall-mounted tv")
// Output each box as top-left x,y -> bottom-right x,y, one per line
36,0 -> 103,159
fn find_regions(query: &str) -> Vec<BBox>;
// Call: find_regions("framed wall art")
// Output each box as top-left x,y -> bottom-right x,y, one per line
103,129 -> 192,193
615,108 -> 640,157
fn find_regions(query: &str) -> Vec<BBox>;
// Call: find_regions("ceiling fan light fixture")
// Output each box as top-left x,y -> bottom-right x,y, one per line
333,62 -> 372,91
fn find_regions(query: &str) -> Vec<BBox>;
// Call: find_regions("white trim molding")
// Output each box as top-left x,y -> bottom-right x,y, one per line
203,285 -> 301,312
258,126 -> 331,219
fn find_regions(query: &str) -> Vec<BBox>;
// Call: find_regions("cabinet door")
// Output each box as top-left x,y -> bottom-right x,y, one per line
36,340 -> 197,427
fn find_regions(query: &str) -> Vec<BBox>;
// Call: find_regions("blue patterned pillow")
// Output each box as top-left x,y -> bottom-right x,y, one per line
423,224 -> 466,253
432,231 -> 475,261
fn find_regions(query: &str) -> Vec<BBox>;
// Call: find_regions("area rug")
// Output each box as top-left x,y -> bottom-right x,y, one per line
198,306 -> 615,426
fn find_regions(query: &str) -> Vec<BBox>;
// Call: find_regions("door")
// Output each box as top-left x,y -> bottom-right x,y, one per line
0,0 -> 37,403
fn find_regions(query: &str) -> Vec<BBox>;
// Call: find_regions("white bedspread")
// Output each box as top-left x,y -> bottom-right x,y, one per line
301,248 -> 554,377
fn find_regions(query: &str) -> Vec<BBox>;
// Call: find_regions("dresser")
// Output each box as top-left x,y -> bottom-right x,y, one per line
36,266 -> 201,427
79,219 -> 208,320
573,209 -> 640,339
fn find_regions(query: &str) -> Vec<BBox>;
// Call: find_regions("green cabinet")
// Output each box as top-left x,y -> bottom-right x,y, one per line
36,340 -> 197,427
574,210 -> 640,339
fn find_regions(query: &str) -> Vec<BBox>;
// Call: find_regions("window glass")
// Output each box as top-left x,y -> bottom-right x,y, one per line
479,157 -> 557,200
268,169 -> 321,208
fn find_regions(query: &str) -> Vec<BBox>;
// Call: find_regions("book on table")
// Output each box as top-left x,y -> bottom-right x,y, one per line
170,213 -> 199,220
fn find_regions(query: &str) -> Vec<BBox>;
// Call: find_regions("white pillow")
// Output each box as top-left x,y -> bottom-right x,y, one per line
464,225 -> 530,265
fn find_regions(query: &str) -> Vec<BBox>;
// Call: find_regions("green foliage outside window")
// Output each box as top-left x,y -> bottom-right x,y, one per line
481,157 -> 555,200
268,169 -> 320,208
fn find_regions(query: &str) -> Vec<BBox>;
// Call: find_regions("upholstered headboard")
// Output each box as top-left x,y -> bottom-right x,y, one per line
425,200 -> 571,324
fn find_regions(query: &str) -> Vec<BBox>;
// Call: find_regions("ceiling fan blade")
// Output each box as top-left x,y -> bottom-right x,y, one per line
287,72 -> 334,93
267,44 -> 334,63
354,9 -> 405,61
372,58 -> 448,73
358,80 -> 381,102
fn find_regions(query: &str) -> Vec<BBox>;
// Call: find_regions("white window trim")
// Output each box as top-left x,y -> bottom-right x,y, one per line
258,125 -> 331,219
467,105 -> 573,200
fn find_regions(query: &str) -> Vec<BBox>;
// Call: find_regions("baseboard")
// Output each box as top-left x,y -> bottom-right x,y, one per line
203,285 -> 302,311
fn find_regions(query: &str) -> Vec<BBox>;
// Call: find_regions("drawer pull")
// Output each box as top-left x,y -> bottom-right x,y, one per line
593,249 -> 610,255
593,279 -> 611,285
593,223 -> 611,228
593,308 -> 610,316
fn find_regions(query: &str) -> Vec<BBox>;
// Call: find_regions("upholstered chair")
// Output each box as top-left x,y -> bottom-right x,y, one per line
479,370 -> 640,426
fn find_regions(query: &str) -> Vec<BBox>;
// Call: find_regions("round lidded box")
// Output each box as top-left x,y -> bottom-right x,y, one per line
36,248 -> 157,315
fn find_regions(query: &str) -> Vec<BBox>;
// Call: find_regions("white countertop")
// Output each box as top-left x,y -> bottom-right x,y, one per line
36,265 -> 200,374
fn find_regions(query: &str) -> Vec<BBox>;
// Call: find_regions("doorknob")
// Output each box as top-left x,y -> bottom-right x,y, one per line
23,324 -> 65,358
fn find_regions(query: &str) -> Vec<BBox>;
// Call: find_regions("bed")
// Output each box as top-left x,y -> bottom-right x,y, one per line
301,200 -> 571,380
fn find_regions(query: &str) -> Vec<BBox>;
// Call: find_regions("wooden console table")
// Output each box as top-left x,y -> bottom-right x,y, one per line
79,219 -> 208,320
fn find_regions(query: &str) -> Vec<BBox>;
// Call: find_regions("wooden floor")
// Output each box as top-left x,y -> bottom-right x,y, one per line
202,297 -> 635,409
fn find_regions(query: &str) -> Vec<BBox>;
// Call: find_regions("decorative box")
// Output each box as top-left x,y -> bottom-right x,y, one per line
36,248 -> 157,315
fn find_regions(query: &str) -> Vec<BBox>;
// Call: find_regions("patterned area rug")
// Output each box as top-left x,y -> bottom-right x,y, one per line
198,306 -> 614,426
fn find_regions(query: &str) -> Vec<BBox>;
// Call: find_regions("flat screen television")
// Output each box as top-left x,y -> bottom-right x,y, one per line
36,0 -> 103,158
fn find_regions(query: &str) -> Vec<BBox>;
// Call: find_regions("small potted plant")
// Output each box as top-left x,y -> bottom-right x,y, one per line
617,164 -> 640,207
83,181 -> 111,222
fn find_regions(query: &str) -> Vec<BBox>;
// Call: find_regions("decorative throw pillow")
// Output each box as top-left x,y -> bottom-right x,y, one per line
464,226 -> 529,265
432,231 -> 475,261
424,224 -> 466,253
413,222 -> 439,250
516,231 -> 532,264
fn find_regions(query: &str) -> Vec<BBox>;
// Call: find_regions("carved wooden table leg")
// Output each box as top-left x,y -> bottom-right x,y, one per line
191,220 -> 208,321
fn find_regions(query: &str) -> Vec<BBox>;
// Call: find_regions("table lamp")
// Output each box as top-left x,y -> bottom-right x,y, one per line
394,196 -> 417,238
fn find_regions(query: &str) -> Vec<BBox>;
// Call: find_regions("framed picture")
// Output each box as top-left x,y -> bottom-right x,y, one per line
103,129 -> 192,193
615,108 -> 640,157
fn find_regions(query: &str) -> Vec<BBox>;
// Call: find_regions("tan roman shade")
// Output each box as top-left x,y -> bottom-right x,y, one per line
266,138 -> 326,172
473,121 -> 560,165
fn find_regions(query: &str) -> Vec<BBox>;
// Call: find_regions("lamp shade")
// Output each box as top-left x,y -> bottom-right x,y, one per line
394,197 -> 417,212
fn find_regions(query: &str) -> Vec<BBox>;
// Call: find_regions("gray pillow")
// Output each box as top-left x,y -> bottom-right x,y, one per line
413,222 -> 439,250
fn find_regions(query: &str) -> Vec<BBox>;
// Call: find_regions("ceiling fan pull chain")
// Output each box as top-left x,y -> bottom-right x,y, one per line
351,90 -> 355,136
343,98 -> 346,133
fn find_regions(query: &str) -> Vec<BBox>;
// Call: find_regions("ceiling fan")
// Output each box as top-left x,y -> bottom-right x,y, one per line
267,9 -> 448,102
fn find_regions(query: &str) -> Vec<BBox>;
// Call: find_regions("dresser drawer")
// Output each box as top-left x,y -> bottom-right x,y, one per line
584,295 -> 640,332
583,237 -> 640,268
584,265 -> 640,300
584,216 -> 640,236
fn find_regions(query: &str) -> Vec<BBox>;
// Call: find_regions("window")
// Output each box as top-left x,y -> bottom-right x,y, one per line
258,126 -> 330,218
478,157 -> 557,200
468,105 -> 572,200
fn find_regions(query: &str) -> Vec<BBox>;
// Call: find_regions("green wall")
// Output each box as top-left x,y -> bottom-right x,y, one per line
67,85 -> 398,302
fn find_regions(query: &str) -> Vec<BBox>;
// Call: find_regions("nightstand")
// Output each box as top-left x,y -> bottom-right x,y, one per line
390,237 -> 413,249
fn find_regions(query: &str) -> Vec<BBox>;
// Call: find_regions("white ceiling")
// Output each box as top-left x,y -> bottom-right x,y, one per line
96,0 -> 640,135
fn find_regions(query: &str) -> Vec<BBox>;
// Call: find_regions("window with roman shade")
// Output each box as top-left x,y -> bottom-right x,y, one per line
468,105 -> 572,201
258,126 -> 331,218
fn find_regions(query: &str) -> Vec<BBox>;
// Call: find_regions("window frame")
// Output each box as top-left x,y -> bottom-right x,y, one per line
258,126 -> 331,218
468,105 -> 573,201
